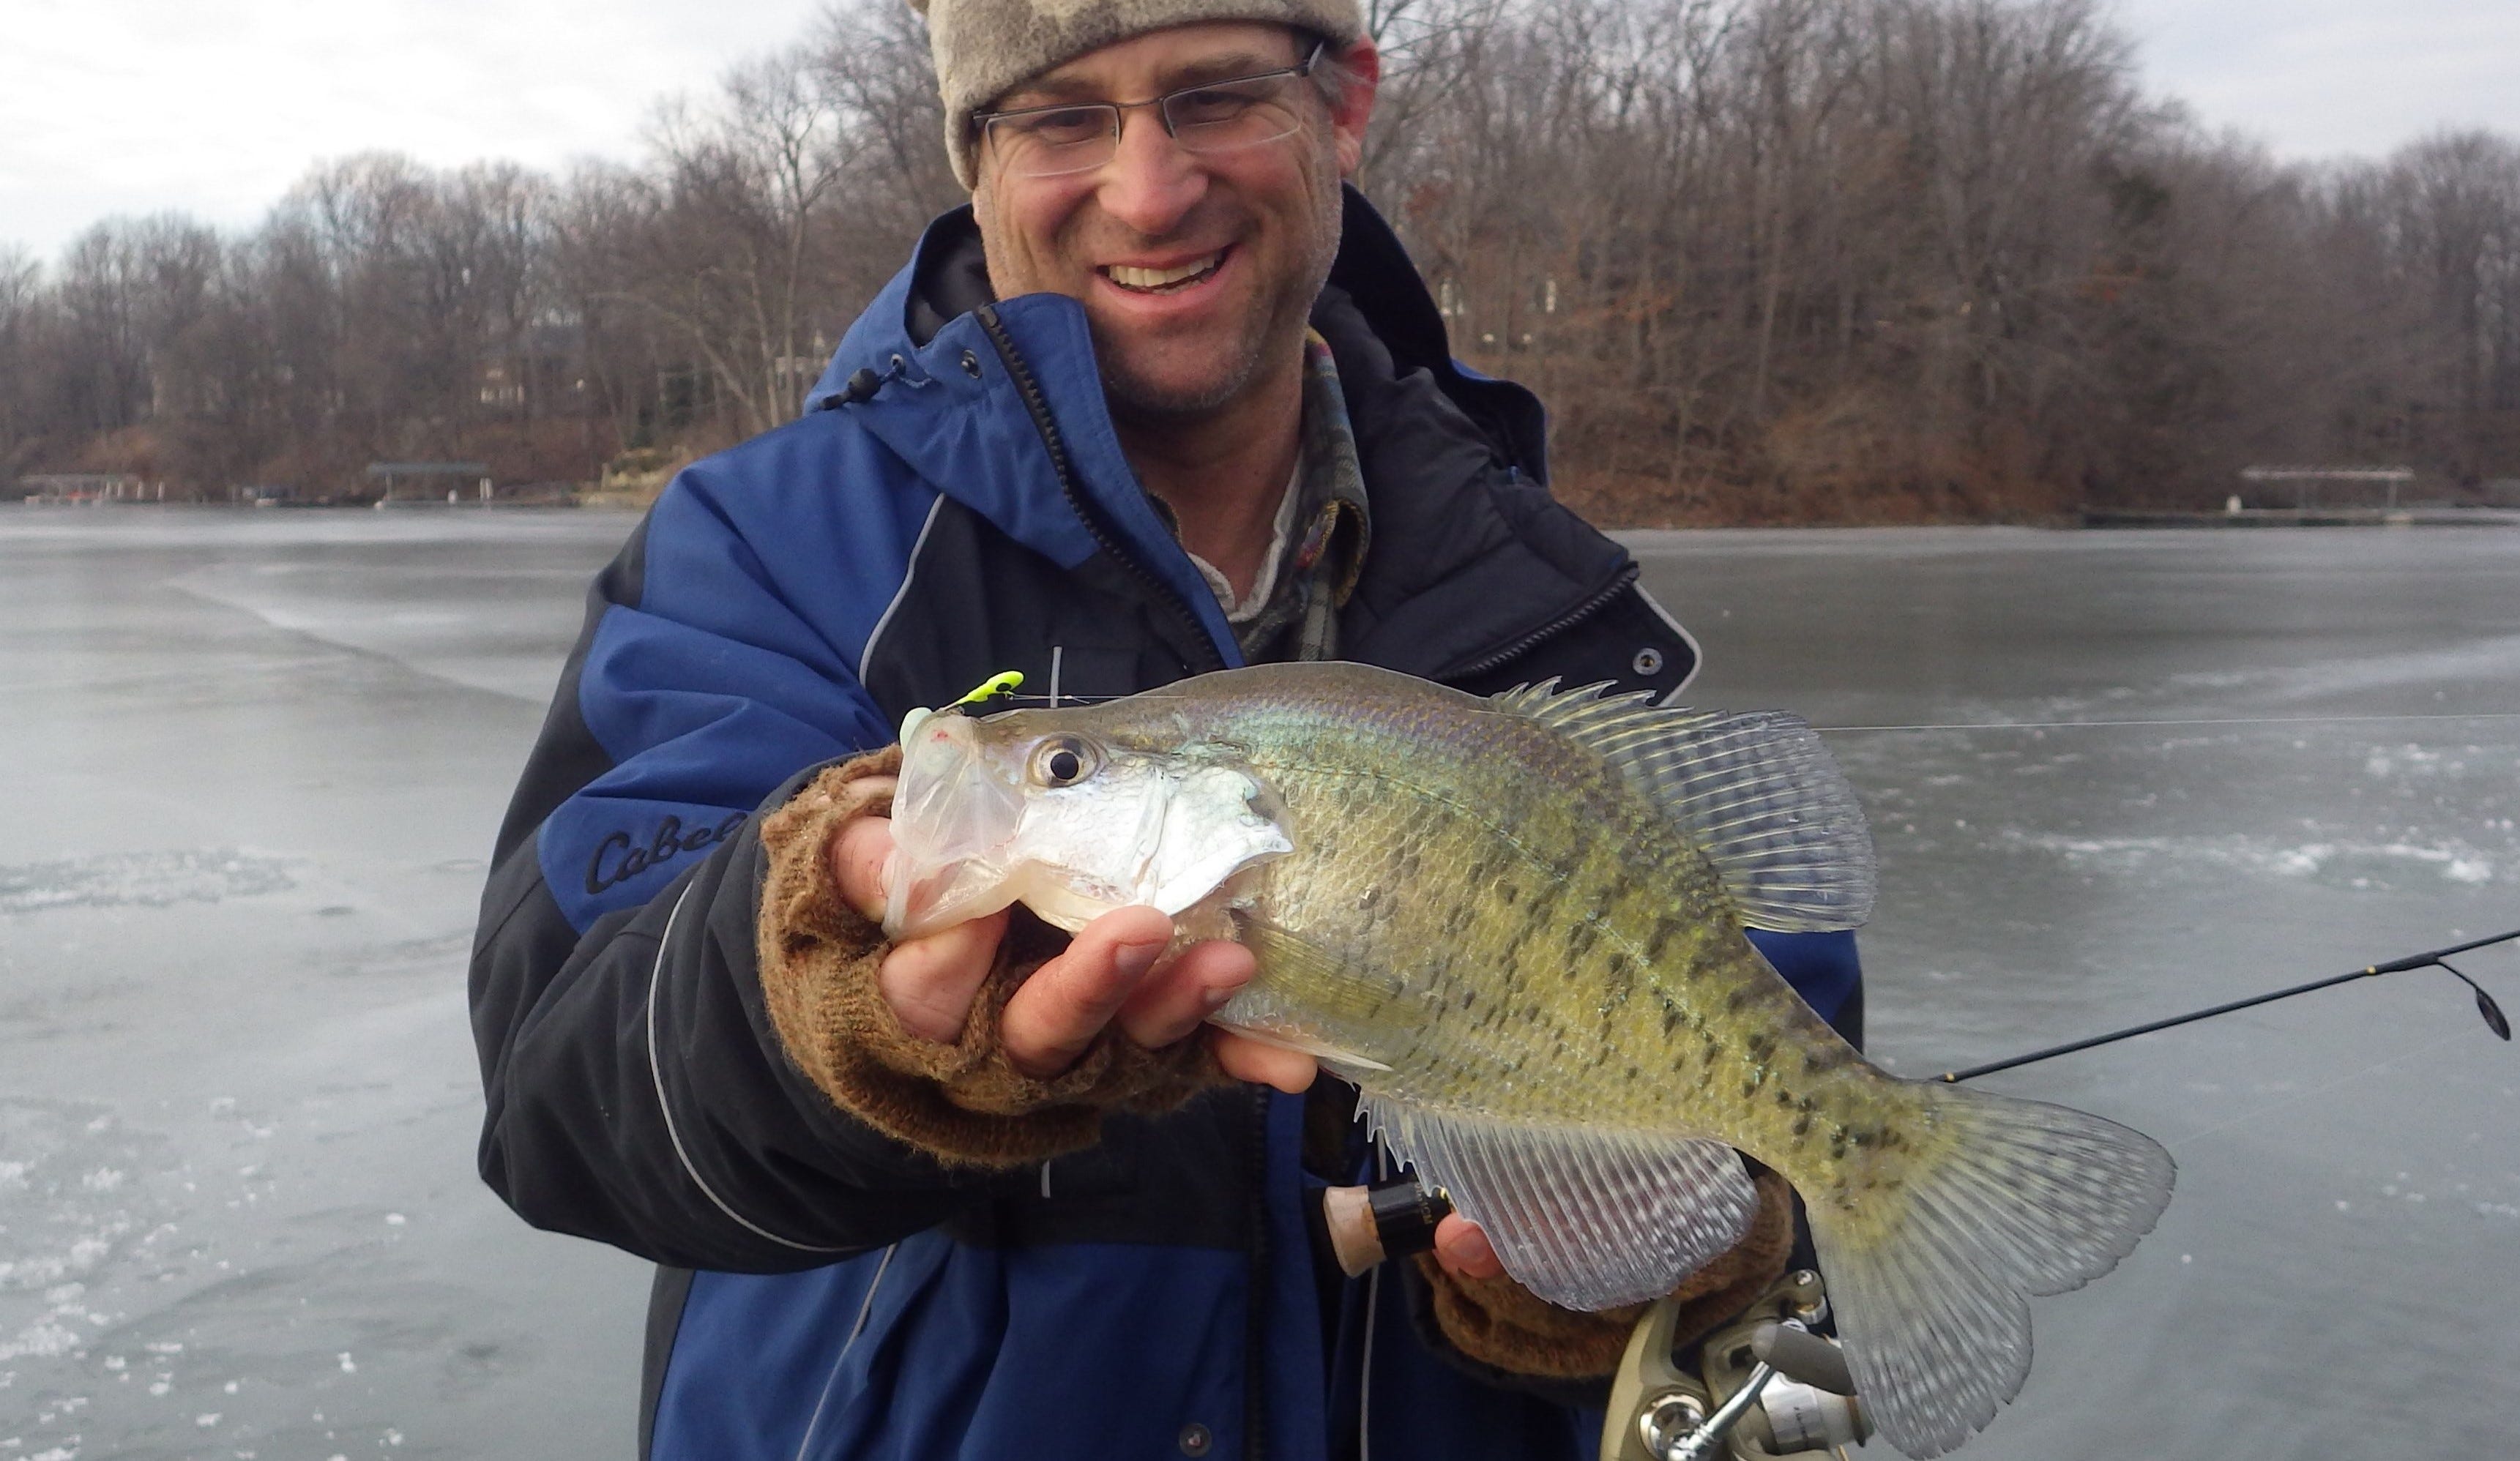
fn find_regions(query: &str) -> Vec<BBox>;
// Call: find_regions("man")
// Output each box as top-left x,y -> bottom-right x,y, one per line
470,1 -> 1863,1457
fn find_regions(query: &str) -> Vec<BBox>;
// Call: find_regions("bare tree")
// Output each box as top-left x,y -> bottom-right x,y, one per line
11,0 -> 2520,516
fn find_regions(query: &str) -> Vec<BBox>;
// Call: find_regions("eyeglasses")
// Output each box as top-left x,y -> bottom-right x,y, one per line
974,42 -> 1327,180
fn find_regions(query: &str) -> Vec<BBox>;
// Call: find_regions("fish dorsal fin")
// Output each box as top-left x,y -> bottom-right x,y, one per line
1357,1092 -> 1759,1310
1491,681 -> 1876,933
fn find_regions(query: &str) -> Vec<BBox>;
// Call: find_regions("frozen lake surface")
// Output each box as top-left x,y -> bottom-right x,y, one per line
3,509 -> 2516,1460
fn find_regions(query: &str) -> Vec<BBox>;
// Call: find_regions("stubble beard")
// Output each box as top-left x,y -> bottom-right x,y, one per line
1097,147 -> 1346,423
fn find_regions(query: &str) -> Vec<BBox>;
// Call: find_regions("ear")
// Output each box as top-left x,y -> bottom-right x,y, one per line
1327,37 -> 1381,179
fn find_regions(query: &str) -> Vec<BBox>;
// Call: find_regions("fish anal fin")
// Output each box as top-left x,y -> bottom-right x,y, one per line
1356,1093 -> 1759,1312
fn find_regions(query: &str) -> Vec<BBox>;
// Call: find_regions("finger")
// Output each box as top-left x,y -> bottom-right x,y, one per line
1433,1214 -> 1504,1279
1114,938 -> 1256,1049
1001,905 -> 1175,1077
1210,1031 -> 1318,1093
875,908 -> 1009,1043
829,801 -> 898,922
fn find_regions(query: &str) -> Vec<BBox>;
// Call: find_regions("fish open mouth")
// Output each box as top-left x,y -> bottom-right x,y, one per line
1100,248 -> 1229,294
882,713 -> 1026,939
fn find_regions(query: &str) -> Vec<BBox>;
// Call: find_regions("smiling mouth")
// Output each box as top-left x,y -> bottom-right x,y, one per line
1101,249 -> 1228,294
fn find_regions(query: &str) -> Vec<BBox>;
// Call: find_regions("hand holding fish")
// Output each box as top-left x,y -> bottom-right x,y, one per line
832,782 -> 1512,1280
828,782 -> 1312,1089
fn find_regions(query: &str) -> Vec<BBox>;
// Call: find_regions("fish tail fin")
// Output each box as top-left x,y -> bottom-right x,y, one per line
1800,1083 -> 2174,1457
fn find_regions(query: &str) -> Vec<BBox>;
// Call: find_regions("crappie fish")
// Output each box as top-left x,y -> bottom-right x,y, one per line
883,662 -> 2173,1458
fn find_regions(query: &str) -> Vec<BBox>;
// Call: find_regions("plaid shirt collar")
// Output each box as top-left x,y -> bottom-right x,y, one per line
1193,329 -> 1371,662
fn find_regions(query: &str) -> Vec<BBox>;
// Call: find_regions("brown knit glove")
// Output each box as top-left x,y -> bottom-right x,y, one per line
754,750 -> 1226,1168
1412,1168 -> 1799,1380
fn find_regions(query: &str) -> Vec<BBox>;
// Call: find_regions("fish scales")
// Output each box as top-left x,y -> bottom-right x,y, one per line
1225,676 -> 1841,1146
883,661 -> 2175,1459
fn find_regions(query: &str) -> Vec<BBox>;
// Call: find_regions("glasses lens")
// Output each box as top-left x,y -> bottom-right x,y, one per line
1166,75 -> 1306,154
988,105 -> 1117,178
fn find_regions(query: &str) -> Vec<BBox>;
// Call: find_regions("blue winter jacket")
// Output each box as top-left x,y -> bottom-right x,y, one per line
469,190 -> 1863,1461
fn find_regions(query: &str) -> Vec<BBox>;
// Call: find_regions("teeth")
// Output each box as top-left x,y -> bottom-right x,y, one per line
1105,253 -> 1222,291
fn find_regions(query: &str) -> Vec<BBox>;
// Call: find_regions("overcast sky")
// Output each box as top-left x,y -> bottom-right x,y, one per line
6,0 -> 2519,266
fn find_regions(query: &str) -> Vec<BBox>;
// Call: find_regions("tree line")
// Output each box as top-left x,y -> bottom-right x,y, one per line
4,0 -> 2517,521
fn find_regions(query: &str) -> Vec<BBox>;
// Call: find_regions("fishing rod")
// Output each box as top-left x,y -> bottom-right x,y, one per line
1936,925 -> 2517,1083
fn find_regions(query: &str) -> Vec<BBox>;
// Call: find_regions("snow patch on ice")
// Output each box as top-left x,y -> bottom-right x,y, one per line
2008,830 -> 2499,886
0,1321 -> 81,1362
0,850 -> 295,914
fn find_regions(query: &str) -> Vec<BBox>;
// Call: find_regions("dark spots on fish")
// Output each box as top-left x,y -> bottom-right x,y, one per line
1360,886 -> 1383,915
1624,1064 -> 1639,1082
1655,990 -> 1686,1038
1774,1088 -> 1794,1108
1791,1114 -> 1812,1138
1797,1043 -> 1854,1076
1725,986 -> 1756,1014
1744,1031 -> 1775,1063
1564,920 -> 1600,965
1458,987 -> 1477,1012
1603,951 -> 1634,995
1442,903 -> 1475,938
1644,916 -> 1684,965
1497,879 -> 1521,908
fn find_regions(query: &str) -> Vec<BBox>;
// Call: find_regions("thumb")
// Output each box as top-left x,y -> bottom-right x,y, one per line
829,799 -> 898,922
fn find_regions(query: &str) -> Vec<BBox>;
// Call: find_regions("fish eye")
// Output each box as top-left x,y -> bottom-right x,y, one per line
1028,735 -> 1100,788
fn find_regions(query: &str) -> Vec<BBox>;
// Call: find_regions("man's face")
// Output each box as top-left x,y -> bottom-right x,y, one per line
970,23 -> 1376,421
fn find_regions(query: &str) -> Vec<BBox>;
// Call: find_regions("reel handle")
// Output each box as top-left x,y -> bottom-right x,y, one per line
1751,1320 -> 1855,1397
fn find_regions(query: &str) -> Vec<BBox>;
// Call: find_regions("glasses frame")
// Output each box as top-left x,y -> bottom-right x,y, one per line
972,41 -> 1330,180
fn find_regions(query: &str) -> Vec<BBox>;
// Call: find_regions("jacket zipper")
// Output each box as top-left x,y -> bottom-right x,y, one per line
981,302 -> 1256,1449
974,304 -> 1229,676
1444,561 -> 1642,681
1245,1086 -> 1272,1461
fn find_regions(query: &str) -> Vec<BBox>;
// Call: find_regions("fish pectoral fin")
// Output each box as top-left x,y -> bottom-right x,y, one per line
1209,911 -> 1400,1075
1230,910 -> 1412,1023
1355,1095 -> 1759,1312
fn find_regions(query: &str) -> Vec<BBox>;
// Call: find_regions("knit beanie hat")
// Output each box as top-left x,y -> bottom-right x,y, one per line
912,0 -> 1366,188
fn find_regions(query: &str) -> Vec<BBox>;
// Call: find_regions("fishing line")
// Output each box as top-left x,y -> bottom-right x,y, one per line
942,685 -> 2520,730
981,691 -> 1126,707
2161,1027 -> 2478,1149
1816,711 -> 2520,733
